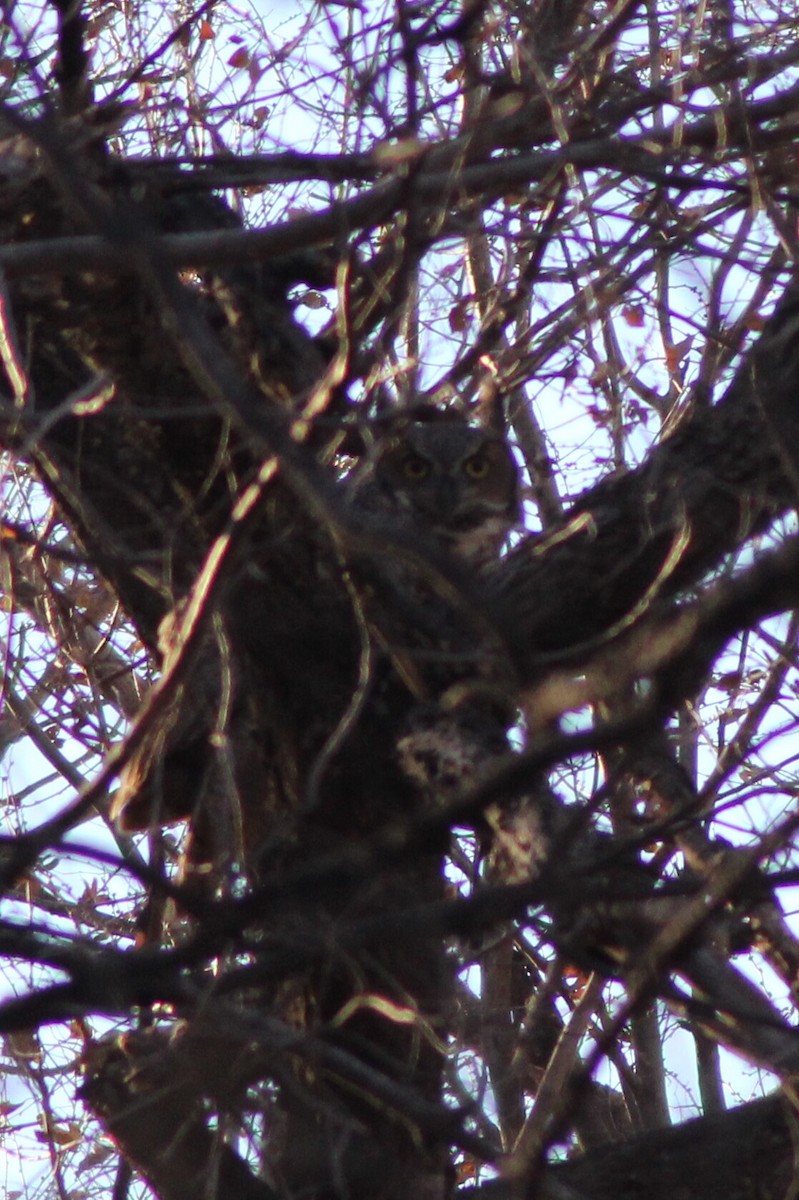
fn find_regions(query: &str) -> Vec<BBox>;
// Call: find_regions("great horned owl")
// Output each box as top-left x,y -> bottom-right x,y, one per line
358,418 -> 521,567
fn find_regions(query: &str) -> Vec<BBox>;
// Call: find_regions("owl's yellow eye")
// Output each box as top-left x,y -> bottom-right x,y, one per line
463,455 -> 489,479
401,454 -> 430,480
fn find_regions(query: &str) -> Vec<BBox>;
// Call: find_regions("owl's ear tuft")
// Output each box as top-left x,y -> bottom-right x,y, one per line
475,379 -> 507,436
358,403 -> 455,453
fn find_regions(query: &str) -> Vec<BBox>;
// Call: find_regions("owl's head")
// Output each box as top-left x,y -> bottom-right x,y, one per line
372,420 -> 521,563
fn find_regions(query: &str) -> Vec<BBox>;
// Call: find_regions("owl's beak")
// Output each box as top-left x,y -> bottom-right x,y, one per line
433,477 -> 460,517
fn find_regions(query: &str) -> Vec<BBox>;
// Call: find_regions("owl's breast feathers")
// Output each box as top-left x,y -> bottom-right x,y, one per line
439,513 -> 515,566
